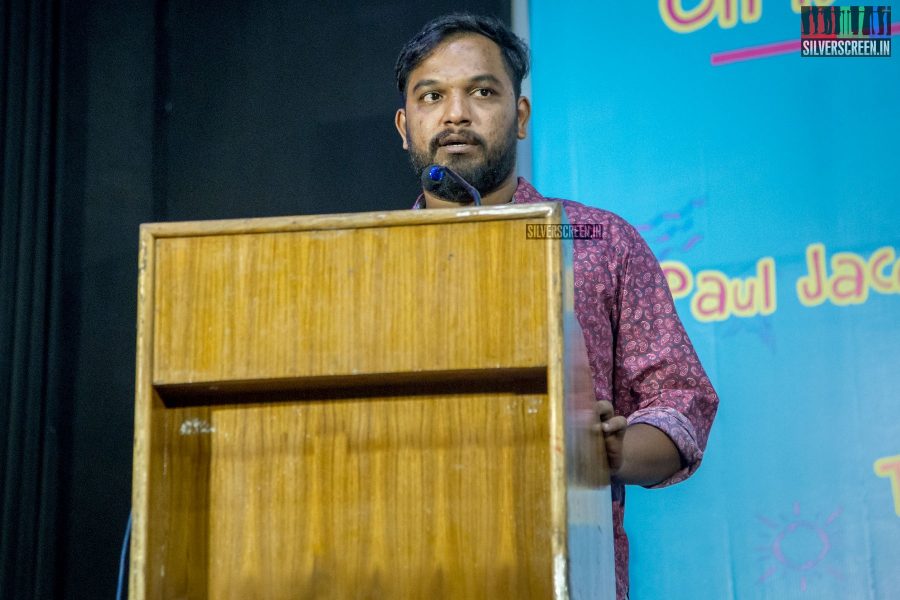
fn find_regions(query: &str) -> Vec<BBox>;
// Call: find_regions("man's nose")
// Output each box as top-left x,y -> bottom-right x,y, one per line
442,91 -> 471,125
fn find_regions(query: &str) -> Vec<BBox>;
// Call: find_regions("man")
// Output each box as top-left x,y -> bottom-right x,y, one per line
393,14 -> 718,599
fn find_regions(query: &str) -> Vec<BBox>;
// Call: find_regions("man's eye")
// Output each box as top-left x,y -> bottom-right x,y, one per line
472,88 -> 494,97
421,92 -> 441,103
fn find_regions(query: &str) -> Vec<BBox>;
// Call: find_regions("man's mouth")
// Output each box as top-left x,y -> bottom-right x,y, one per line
434,132 -> 481,154
440,143 -> 476,154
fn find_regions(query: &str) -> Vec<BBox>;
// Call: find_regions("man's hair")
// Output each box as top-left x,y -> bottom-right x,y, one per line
395,13 -> 530,98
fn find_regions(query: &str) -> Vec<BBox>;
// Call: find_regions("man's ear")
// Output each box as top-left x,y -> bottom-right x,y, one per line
395,108 -> 409,150
516,96 -> 531,140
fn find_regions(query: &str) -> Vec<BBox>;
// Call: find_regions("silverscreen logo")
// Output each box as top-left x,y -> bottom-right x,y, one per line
526,224 -> 603,240
801,6 -> 891,57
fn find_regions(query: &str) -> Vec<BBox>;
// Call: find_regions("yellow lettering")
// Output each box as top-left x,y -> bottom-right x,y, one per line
874,455 -> 900,517
797,243 -> 827,306
742,0 -> 762,23
758,257 -> 777,315
659,0 -> 761,33
729,276 -> 756,317
728,257 -> 776,317
796,243 -> 900,307
660,0 -> 718,33
830,252 -> 868,305
691,270 -> 729,322
661,260 -> 694,300
868,247 -> 897,294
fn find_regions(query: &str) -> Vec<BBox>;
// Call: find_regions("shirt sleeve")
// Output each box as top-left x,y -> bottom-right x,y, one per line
613,223 -> 719,488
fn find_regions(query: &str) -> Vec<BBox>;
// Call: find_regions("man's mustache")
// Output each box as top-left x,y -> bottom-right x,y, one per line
429,130 -> 485,153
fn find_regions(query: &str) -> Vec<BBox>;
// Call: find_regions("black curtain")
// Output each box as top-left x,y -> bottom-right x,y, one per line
0,0 -> 65,597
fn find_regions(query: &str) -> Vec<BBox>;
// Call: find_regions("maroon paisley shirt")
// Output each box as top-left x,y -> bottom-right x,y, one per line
414,178 -> 719,599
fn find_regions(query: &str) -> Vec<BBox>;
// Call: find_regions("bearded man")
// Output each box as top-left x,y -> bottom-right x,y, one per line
393,14 -> 719,600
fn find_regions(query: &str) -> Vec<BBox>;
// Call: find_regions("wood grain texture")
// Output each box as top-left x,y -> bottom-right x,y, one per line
205,392 -> 550,599
151,219 -> 548,385
130,226 -> 155,597
131,204 -> 613,599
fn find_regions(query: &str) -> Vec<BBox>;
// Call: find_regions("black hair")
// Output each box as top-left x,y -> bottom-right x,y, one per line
395,13 -> 530,98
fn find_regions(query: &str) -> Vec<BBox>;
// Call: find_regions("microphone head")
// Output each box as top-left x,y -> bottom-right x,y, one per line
420,164 -> 471,203
425,165 -> 445,183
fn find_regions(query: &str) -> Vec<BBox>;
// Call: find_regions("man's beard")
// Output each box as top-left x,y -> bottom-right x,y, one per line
406,121 -> 518,202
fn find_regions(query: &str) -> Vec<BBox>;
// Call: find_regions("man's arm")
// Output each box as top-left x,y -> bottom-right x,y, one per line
594,219 -> 718,488
594,401 -> 682,487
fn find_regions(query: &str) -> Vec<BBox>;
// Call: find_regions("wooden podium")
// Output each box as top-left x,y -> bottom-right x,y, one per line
130,202 -> 615,599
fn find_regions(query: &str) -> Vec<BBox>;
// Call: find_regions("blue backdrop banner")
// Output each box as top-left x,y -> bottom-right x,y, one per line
529,2 -> 900,598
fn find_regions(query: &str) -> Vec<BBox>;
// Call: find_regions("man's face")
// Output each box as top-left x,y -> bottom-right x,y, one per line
395,34 -> 530,201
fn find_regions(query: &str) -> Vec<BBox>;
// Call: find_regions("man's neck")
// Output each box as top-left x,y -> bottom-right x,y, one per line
423,173 -> 518,209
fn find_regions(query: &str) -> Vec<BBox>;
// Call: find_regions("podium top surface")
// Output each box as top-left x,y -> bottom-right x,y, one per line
140,202 -> 562,238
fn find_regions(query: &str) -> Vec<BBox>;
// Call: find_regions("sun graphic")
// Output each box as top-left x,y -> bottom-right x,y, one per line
756,502 -> 844,593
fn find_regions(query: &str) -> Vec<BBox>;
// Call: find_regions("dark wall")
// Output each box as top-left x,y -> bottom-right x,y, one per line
60,1 -> 508,598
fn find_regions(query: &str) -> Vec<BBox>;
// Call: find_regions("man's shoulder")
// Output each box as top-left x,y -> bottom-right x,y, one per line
560,198 -> 632,229
515,179 -> 642,244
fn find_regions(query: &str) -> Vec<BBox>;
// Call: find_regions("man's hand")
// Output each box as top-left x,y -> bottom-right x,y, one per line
591,400 -> 684,487
593,400 -> 626,473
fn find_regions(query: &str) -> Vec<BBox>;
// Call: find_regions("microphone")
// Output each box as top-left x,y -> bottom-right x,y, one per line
421,165 -> 482,206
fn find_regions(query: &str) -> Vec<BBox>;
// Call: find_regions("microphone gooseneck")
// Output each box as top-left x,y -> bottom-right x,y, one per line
421,165 -> 482,206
